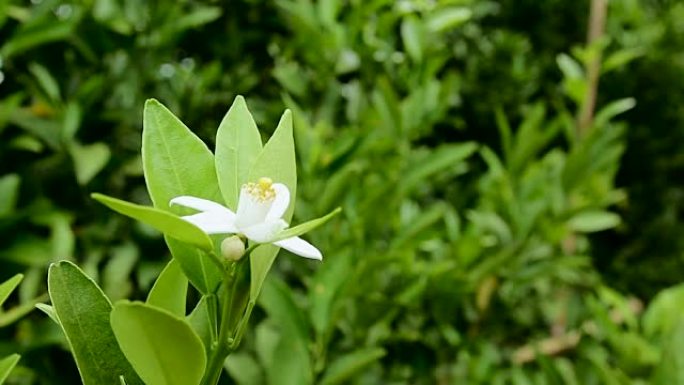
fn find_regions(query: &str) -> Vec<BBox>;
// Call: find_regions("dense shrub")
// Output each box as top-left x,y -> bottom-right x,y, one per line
0,0 -> 682,383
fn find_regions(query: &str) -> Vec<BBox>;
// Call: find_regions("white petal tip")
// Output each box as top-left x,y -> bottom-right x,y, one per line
274,237 -> 323,261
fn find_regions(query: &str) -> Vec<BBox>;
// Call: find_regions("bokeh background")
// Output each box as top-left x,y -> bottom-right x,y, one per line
1,0 -> 684,383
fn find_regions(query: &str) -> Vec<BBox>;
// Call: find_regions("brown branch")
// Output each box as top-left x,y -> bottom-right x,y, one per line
512,297 -> 643,365
576,0 -> 609,138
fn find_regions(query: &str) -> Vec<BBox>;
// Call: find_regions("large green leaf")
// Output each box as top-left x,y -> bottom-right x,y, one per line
215,96 -> 263,210
141,99 -> 222,293
653,320 -> 684,385
260,279 -> 312,385
0,354 -> 20,384
47,261 -> 143,385
110,301 -> 206,385
91,193 -> 214,252
147,259 -> 188,317
247,110 -> 297,303
0,274 -> 22,307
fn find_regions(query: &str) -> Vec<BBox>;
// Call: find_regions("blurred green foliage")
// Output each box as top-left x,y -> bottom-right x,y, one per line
0,0 -> 683,384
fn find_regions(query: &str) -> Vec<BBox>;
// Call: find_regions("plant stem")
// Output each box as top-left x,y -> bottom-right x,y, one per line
577,0 -> 608,138
200,261 -> 241,385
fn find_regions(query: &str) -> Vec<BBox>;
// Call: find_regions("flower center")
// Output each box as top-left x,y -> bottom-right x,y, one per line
245,177 -> 275,202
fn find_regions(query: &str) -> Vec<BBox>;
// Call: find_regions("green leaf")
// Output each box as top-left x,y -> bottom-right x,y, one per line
268,333 -> 312,385
70,142 -> 111,185
319,348 -> 386,385
147,259 -> 188,317
35,303 -> 60,325
48,261 -> 143,385
653,320 -> 684,385
259,278 -> 313,383
643,283 -> 684,338
187,295 -> 218,358
103,243 -> 138,301
92,193 -> 214,252
247,110 -> 297,303
142,99 -> 222,294
215,95 -> 263,210
28,62 -> 61,102
142,98 -> 221,210
0,354 -> 20,384
400,142 -> 478,194
272,207 -> 341,242
110,301 -> 206,385
224,353 -> 263,385
557,53 -> 584,79
1,20 -> 75,59
309,253 -> 352,336
567,210 -> 620,233
259,278 -> 309,342
0,174 -> 20,217
425,7 -> 472,32
594,98 -> 636,128
0,274 -> 22,307
401,15 -> 424,63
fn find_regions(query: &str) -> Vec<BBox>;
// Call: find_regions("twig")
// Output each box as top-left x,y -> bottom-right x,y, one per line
576,0 -> 609,138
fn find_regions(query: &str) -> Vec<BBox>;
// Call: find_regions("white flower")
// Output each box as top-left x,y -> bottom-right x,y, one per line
169,177 -> 322,260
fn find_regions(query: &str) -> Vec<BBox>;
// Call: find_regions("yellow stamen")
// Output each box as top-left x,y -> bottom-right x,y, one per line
245,177 -> 276,202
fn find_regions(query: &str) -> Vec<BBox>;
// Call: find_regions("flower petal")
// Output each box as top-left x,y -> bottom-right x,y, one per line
170,196 -> 235,217
266,183 -> 290,221
235,186 -> 271,228
274,236 -> 322,260
241,219 -> 288,243
181,212 -> 238,234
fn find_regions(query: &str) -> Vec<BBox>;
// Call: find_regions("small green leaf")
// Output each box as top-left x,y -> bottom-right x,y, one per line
425,7 -> 472,32
401,15 -> 424,63
35,303 -> 60,325
0,354 -> 20,384
142,99 -> 223,294
215,96 -> 263,210
594,98 -> 636,128
557,53 -> 584,79
92,193 -> 214,252
0,174 -> 20,217
319,348 -> 386,385
70,141 -> 111,185
103,243 -> 138,301
248,110 -> 297,303
111,301 -> 206,385
28,62 -> 61,102
272,207 -> 341,242
147,259 -> 188,317
567,210 -> 620,233
48,261 -> 143,385
0,274 -> 22,307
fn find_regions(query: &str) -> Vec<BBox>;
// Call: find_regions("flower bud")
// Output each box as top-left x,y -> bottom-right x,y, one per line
221,236 -> 245,261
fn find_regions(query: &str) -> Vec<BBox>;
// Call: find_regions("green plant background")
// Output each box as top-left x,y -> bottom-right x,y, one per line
1,0 -> 683,383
